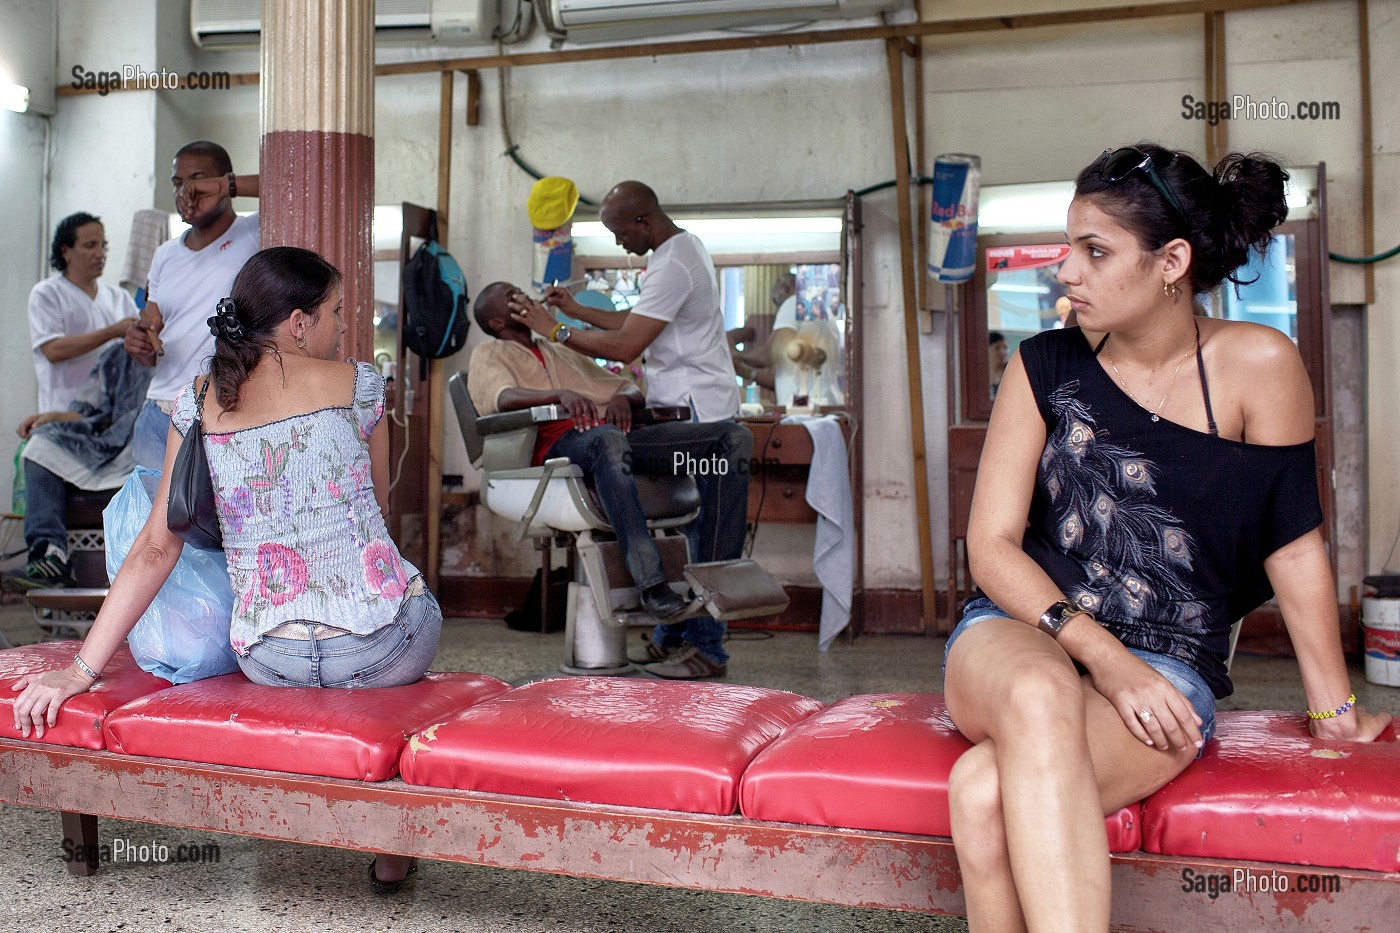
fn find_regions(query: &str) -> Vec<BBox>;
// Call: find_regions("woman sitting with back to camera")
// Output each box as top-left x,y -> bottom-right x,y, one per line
943,143 -> 1390,933
11,246 -> 438,891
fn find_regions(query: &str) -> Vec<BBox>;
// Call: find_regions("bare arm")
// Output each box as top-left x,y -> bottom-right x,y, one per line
542,287 -> 628,331
1233,325 -> 1389,741
10,425 -> 188,737
39,317 -> 135,363
370,413 -> 390,520
17,410 -> 80,439
510,293 -> 666,364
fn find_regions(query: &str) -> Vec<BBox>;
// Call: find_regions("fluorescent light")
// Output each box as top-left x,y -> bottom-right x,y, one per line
574,216 -> 842,238
1,83 -> 29,113
990,283 -> 1050,294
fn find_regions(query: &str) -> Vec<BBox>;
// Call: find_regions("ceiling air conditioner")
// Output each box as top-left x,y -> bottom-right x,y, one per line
191,0 -> 497,49
539,0 -> 903,44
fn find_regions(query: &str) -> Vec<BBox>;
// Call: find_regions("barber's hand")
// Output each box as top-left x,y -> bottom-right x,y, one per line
1088,649 -> 1204,752
507,291 -> 558,338
11,667 -> 94,739
557,390 -> 599,432
106,317 -> 138,341
542,286 -> 584,317
17,413 -> 43,439
602,395 -> 633,433
1309,705 -> 1392,743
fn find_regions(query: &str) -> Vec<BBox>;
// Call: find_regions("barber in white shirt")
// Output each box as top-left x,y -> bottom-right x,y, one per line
510,181 -> 751,680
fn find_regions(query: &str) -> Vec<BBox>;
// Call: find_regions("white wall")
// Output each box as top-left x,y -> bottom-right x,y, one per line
0,0 -> 55,509
29,0 -> 1398,592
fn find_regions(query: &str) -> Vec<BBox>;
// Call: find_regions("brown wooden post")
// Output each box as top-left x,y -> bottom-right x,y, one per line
885,37 -> 938,632
258,0 -> 375,364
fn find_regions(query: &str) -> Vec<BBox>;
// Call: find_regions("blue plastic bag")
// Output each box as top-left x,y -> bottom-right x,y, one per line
104,467 -> 240,684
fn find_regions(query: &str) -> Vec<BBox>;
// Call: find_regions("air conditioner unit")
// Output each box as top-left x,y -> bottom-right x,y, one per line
191,0 -> 497,49
538,0 -> 903,44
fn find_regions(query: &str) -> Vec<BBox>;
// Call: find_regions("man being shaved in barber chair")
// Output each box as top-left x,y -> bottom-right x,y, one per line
468,282 -> 752,679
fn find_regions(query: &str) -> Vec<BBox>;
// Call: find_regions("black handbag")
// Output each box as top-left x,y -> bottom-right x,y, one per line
167,377 -> 223,550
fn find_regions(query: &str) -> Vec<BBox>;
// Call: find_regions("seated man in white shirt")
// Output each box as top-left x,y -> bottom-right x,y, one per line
28,212 -> 138,412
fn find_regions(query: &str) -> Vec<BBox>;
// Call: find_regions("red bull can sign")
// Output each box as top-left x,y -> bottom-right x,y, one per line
928,153 -> 981,283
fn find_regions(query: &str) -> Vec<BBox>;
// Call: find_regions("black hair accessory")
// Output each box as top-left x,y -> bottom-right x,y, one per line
208,297 -> 247,341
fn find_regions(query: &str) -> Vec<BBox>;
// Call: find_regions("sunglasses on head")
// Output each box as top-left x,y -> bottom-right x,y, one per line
1099,147 -> 1189,226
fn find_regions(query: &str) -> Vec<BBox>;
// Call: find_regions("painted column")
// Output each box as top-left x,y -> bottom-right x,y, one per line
259,0 -> 375,363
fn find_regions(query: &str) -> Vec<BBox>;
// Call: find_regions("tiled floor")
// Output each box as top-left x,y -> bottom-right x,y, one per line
2,599 -> 1396,933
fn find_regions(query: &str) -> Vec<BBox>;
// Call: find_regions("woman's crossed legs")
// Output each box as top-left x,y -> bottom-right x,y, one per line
943,615 -> 1202,933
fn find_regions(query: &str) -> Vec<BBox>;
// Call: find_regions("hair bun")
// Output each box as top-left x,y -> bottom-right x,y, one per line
1203,152 -> 1289,288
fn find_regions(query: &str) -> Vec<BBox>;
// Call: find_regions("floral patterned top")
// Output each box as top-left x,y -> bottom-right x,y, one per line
171,361 -> 417,656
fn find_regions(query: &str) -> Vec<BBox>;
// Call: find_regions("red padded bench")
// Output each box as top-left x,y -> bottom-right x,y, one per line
1,642 -> 1396,930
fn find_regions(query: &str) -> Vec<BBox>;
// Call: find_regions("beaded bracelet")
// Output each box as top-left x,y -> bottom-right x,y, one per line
1306,693 -> 1356,720
73,653 -> 99,681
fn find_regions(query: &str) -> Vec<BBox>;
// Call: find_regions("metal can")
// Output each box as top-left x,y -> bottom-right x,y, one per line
927,153 -> 982,283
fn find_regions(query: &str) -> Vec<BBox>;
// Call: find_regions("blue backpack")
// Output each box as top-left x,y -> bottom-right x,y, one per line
403,240 -> 470,380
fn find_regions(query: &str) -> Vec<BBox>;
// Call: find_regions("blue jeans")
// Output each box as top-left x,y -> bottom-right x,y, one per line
237,586 -> 443,688
944,596 -> 1217,746
549,418 -> 752,666
22,459 -> 69,554
131,400 -> 171,472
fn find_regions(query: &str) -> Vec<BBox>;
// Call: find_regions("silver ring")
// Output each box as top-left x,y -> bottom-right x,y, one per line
1137,708 -> 1154,724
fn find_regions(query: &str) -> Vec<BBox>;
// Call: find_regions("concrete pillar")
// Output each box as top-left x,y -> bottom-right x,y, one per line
258,0 -> 375,363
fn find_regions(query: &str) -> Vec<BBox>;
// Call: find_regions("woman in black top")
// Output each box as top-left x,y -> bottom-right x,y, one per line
945,144 -> 1390,932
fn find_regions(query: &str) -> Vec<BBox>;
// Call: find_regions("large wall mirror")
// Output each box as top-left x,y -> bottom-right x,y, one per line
573,203 -> 854,415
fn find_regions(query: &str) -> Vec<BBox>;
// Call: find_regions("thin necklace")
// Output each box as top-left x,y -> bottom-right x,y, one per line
1103,334 -> 1197,422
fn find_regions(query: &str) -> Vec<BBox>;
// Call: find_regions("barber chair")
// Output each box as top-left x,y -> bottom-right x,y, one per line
26,487 -> 116,640
449,371 -> 788,674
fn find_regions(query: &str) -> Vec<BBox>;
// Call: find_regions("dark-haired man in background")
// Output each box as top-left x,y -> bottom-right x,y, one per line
127,140 -> 260,469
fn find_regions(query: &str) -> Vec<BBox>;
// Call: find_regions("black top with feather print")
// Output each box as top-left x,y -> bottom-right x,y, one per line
1017,327 -> 1321,699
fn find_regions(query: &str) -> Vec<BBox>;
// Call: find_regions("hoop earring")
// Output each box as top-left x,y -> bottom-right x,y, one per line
1163,280 -> 1181,301
296,335 -> 307,349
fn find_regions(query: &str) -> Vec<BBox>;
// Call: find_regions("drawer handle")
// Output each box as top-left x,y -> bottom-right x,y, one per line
782,488 -> 794,499
771,438 -> 783,449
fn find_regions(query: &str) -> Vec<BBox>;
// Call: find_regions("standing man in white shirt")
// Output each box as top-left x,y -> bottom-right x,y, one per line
28,213 -> 138,412
511,181 -> 752,679
126,141 -> 260,469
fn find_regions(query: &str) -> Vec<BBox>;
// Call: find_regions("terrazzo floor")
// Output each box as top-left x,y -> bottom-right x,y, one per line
2,600 -> 1396,933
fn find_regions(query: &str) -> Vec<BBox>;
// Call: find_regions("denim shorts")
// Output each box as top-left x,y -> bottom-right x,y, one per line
944,596 -> 1217,746
238,584 -> 443,688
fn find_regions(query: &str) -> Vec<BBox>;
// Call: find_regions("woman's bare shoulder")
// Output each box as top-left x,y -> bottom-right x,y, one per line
1203,318 -> 1313,443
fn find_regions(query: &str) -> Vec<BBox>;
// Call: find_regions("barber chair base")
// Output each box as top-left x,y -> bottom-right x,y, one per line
559,556 -> 791,676
561,582 -> 636,676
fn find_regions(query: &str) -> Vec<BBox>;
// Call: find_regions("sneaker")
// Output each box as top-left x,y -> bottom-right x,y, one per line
640,582 -> 687,622
644,644 -> 727,680
2,544 -> 74,593
629,637 -> 673,665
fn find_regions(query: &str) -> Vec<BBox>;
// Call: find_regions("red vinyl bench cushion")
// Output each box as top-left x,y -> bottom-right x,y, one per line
740,693 -> 1142,852
103,670 -> 510,781
1142,710 -> 1400,872
0,643 -> 170,749
400,677 -> 824,815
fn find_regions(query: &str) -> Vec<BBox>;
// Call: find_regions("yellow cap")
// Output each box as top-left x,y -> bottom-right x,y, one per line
527,177 -> 580,230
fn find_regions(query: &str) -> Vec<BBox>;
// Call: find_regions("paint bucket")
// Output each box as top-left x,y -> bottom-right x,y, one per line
1361,596 -> 1400,686
927,153 -> 981,283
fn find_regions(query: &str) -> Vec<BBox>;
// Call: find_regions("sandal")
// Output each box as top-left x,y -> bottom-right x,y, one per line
367,857 -> 418,895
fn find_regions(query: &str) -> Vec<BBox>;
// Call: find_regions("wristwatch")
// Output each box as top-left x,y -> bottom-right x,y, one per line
1037,599 -> 1083,639
553,325 -> 573,344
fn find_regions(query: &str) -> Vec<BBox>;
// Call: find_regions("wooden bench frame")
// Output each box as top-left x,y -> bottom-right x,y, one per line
2,737 -> 1395,930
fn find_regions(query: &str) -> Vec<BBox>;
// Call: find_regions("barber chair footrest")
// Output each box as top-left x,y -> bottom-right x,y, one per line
683,560 -> 789,621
